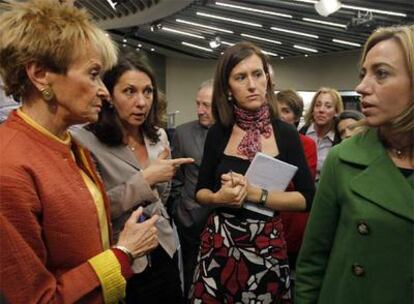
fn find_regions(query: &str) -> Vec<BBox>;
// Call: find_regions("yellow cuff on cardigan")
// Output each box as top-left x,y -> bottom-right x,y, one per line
88,250 -> 127,303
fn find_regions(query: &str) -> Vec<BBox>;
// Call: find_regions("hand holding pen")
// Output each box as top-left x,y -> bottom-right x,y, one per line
138,213 -> 152,267
116,207 -> 159,263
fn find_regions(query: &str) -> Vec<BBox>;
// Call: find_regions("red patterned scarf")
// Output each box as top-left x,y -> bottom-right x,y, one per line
234,103 -> 272,160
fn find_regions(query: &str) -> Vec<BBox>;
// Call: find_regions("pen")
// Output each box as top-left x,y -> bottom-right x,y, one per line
229,170 -> 234,187
138,213 -> 152,267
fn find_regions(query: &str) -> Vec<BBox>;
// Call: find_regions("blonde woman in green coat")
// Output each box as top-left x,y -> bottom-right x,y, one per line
295,25 -> 414,304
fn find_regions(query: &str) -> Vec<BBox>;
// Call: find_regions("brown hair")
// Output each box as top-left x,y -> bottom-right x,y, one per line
0,0 -> 117,99
303,87 -> 344,127
275,89 -> 304,125
212,41 -> 278,127
88,56 -> 163,145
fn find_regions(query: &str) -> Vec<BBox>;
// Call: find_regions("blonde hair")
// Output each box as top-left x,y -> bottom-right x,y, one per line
303,87 -> 344,126
360,25 -> 414,135
0,0 -> 118,98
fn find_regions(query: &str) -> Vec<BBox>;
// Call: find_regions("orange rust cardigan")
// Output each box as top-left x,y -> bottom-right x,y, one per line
0,111 -> 128,303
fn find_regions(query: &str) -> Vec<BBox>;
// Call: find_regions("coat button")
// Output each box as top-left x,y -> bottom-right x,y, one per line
352,264 -> 365,276
357,222 -> 370,235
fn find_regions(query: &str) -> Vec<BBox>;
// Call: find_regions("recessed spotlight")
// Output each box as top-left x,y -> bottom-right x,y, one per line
209,36 -> 221,49
150,22 -> 163,32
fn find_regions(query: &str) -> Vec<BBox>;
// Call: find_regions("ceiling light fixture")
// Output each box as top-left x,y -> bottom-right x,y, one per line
241,33 -> 282,45
261,50 -> 278,57
294,45 -> 318,53
197,12 -> 262,28
209,36 -> 222,49
215,1 -> 292,19
182,41 -> 213,52
176,19 -> 233,34
270,27 -> 319,39
315,0 -> 341,17
105,0 -> 117,10
293,0 -> 406,17
302,17 -> 347,28
332,38 -> 361,47
150,22 -> 163,32
221,41 -> 235,46
341,4 -> 407,17
162,27 -> 205,39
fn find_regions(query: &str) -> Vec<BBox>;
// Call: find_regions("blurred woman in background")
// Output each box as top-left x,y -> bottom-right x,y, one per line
73,57 -> 193,303
0,1 -> 158,303
275,89 -> 317,280
336,109 -> 365,140
299,87 -> 343,180
296,25 -> 414,304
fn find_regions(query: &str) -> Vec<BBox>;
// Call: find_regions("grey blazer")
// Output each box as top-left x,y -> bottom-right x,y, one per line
170,120 -> 212,229
72,127 -> 178,273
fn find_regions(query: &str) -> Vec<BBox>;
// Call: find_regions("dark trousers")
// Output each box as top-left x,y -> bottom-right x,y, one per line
176,222 -> 202,299
125,246 -> 183,304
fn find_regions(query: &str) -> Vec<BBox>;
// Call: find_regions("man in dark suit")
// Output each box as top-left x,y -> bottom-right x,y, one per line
170,80 -> 214,297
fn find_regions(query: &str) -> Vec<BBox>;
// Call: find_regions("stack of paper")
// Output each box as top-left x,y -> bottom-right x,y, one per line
243,152 -> 298,217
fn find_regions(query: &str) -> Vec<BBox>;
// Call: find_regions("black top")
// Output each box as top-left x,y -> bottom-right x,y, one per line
196,118 -> 315,217
399,167 -> 413,178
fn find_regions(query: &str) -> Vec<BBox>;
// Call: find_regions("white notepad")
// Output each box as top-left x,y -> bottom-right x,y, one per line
244,152 -> 298,217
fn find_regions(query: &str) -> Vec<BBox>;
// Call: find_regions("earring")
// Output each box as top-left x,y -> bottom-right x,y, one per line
227,92 -> 232,102
41,86 -> 54,102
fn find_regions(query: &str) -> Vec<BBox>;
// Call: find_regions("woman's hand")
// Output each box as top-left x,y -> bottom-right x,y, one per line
213,172 -> 247,208
116,207 -> 159,259
142,147 -> 194,186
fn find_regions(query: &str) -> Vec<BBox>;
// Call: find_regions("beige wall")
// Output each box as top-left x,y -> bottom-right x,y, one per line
166,50 -> 361,126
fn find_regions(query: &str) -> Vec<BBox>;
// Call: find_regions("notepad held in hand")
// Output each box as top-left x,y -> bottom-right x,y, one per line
244,152 -> 298,217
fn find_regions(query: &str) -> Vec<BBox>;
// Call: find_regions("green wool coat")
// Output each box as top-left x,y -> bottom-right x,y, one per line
295,128 -> 414,304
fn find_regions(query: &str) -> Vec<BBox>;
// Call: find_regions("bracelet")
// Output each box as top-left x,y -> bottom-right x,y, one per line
259,188 -> 268,206
112,245 -> 134,264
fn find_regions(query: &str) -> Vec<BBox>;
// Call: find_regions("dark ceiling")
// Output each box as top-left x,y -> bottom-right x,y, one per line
4,0 -> 413,59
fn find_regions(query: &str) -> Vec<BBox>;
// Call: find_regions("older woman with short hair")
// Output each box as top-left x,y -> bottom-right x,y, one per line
0,1 -> 158,303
